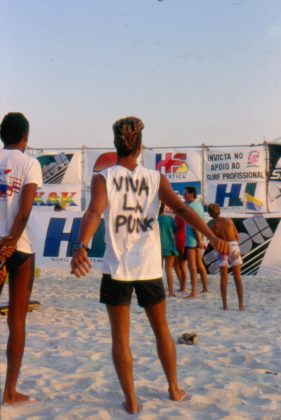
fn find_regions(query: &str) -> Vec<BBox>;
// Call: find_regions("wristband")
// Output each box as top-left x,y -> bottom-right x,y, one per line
72,242 -> 90,253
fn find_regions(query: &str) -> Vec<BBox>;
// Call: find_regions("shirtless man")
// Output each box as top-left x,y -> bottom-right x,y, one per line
207,203 -> 244,311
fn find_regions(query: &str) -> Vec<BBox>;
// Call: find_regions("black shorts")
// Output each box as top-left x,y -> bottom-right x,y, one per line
100,274 -> 166,308
5,251 -> 34,271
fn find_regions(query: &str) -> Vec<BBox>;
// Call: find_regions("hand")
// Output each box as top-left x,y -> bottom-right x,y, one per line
70,248 -> 92,278
198,240 -> 205,250
0,235 -> 17,258
211,237 -> 230,255
0,261 -> 7,285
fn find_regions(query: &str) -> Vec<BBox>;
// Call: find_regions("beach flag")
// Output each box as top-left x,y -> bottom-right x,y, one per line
244,193 -> 263,211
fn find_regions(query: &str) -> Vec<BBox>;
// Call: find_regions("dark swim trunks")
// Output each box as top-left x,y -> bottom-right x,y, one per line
100,274 -> 166,308
5,251 -> 34,271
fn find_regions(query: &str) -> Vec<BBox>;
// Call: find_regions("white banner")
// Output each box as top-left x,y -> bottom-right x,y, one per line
28,149 -> 82,184
143,148 -> 202,182
204,146 -> 266,183
204,146 -> 267,211
205,182 -> 267,212
30,210 -> 281,276
85,149 -> 116,184
34,183 -> 82,211
31,211 -> 104,269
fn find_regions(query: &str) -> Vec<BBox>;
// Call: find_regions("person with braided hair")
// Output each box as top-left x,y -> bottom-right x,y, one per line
71,116 -> 229,414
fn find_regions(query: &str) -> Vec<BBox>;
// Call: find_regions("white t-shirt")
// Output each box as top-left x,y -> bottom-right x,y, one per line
0,149 -> 43,253
101,165 -> 163,281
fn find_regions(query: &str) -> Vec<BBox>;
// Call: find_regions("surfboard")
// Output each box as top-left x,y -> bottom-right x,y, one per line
0,300 -> 41,316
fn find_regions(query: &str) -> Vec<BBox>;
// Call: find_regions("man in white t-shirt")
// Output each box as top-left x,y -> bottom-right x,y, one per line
71,116 -> 230,414
0,112 -> 42,405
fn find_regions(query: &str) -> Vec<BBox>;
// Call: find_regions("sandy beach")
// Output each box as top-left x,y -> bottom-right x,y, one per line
1,269 -> 281,420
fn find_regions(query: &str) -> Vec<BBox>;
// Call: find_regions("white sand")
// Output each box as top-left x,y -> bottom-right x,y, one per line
1,269 -> 281,420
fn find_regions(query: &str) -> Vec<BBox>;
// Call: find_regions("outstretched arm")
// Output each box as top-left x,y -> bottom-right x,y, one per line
159,175 -> 229,255
71,174 -> 108,278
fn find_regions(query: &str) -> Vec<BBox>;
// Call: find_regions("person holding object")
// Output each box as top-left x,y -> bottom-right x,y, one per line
71,116 -> 229,414
0,112 -> 43,405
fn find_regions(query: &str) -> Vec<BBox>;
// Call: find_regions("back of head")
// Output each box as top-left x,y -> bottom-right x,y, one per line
0,112 -> 29,145
185,186 -> 197,198
112,116 -> 144,157
207,203 -> 220,218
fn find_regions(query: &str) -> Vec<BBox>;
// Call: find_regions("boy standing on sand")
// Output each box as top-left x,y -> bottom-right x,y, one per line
71,116 -> 230,414
207,203 -> 244,311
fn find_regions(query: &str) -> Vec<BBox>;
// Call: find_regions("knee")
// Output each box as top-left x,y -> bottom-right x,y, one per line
188,262 -> 196,272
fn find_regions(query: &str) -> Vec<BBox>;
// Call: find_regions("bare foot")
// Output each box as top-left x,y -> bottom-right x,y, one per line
184,294 -> 198,299
239,305 -> 245,311
169,387 -> 187,401
3,392 -> 37,406
223,306 -> 228,310
168,292 -> 176,297
200,289 -> 208,293
122,399 -> 143,415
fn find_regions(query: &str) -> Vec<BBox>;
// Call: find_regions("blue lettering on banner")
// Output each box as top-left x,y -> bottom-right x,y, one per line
215,183 -> 256,207
43,218 -> 105,258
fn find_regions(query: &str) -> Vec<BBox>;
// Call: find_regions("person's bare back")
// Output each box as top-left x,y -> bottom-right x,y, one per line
210,217 -> 239,242
207,203 -> 244,311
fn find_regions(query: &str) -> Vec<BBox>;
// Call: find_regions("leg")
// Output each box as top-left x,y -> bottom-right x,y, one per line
173,258 -> 182,290
186,248 -> 198,298
178,257 -> 187,292
232,265 -> 244,311
145,300 -> 186,401
3,254 -> 35,405
106,304 -> 141,415
164,256 -> 176,297
196,248 -> 208,293
220,267 -> 228,310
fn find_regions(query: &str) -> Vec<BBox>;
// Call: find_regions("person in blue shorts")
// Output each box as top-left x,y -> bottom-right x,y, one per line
184,186 -> 208,298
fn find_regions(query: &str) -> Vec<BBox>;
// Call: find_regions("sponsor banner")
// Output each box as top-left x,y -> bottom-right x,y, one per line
205,182 -> 267,212
27,149 -> 82,184
31,211 -> 105,269
268,144 -> 281,212
34,183 -> 82,211
143,148 -> 202,182
203,213 -> 281,276
30,210 -> 281,276
204,146 -> 266,183
85,149 -> 116,184
84,149 -> 117,208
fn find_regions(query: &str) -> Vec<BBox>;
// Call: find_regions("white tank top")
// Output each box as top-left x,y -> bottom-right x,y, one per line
101,165 -> 162,281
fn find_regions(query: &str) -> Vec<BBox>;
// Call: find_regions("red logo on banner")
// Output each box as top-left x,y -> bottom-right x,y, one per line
93,152 -> 117,172
247,150 -> 260,167
155,153 -> 189,180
